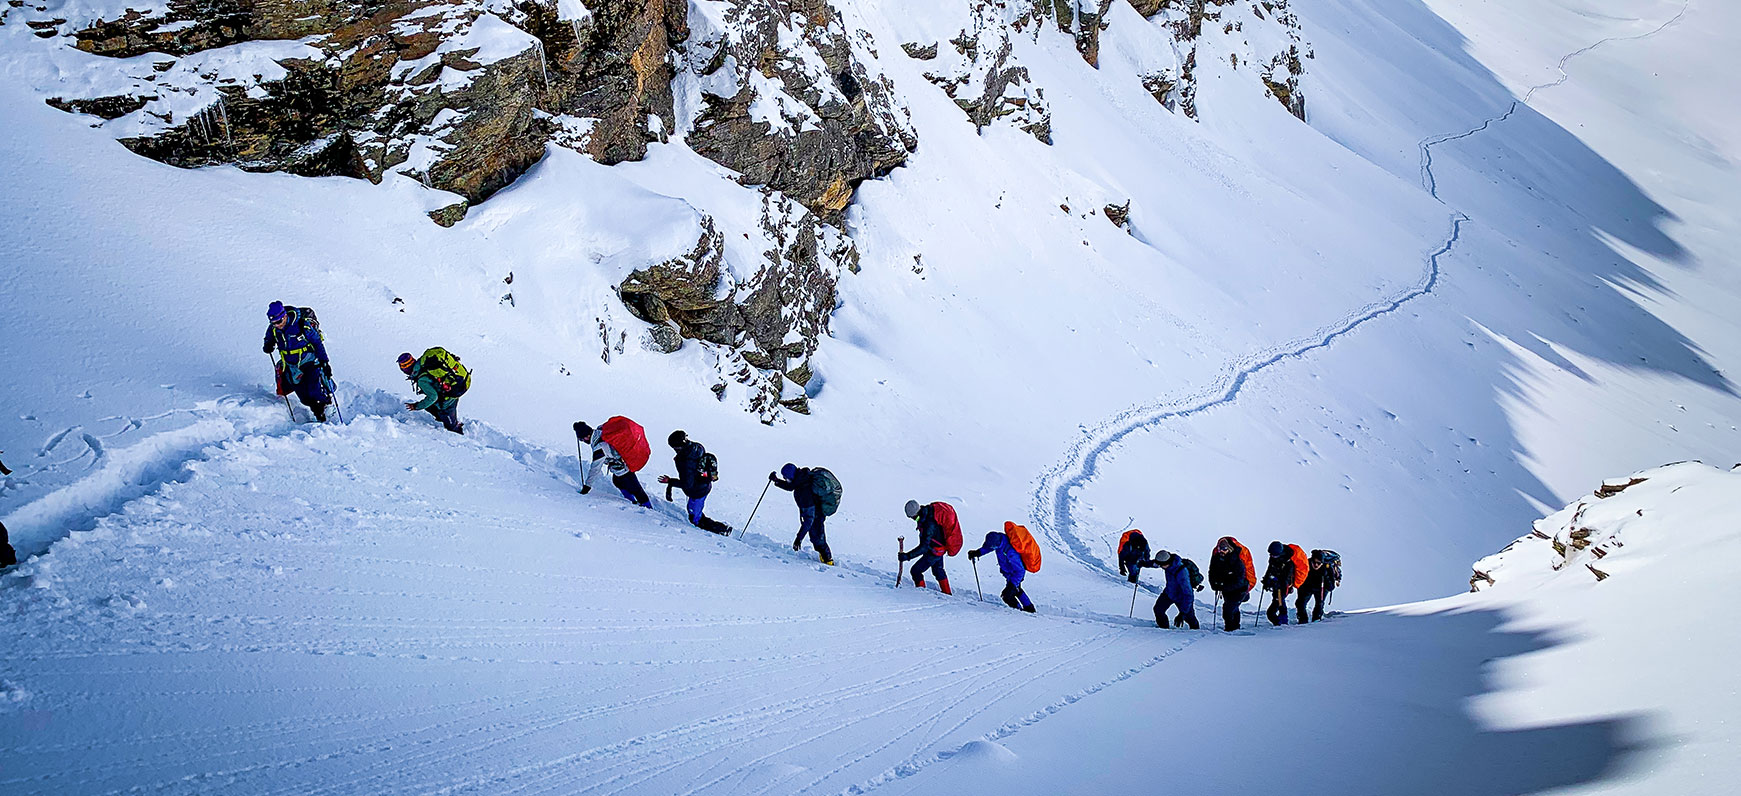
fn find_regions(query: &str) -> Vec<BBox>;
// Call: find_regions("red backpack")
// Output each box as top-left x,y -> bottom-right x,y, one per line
931,502 -> 963,556
1288,544 -> 1309,590
1004,521 -> 1042,573
599,416 -> 650,472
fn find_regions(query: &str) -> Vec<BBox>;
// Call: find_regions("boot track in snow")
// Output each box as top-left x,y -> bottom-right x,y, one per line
1028,0 -> 1694,585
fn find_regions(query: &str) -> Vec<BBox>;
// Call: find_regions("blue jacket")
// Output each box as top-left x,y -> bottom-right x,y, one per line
971,532 -> 1025,585
264,307 -> 328,376
1161,557 -> 1195,608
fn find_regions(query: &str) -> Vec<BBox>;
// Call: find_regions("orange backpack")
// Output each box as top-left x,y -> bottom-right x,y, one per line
1225,537 -> 1256,589
1288,544 -> 1309,589
1004,521 -> 1042,573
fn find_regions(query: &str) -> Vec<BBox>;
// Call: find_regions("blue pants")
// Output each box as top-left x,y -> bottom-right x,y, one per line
1154,592 -> 1199,629
909,552 -> 946,585
281,360 -> 331,412
687,496 -> 707,525
794,505 -> 832,561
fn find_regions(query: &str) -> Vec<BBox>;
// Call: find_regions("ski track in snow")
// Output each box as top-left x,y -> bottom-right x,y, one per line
1029,0 -> 1694,584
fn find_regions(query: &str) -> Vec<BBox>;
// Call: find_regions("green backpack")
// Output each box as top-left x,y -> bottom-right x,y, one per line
809,467 -> 842,516
417,347 -> 471,397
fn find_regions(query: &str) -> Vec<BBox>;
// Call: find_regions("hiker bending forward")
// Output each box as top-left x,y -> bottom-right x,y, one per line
969,527 -> 1035,612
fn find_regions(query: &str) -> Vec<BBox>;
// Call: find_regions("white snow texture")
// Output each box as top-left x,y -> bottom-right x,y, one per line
3,0 -> 1739,794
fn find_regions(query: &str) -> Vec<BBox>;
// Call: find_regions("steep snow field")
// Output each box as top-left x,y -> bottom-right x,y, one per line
5,0 -> 1740,793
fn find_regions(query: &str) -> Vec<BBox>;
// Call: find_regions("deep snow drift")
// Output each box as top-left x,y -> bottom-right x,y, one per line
5,0 -> 1741,793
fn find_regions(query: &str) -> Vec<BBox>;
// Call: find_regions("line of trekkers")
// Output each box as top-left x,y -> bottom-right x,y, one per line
1117,530 -> 1343,630
257,300 -> 1342,629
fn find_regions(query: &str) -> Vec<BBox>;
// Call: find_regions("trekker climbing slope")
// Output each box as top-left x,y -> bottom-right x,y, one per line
574,417 -> 651,507
900,500 -> 962,594
968,522 -> 1040,613
1117,529 -> 1152,583
1149,550 -> 1203,629
1296,549 -> 1342,623
658,431 -> 731,535
398,348 -> 468,434
1261,541 -> 1299,626
263,301 -> 333,422
1,520 -> 16,569
1208,536 -> 1256,631
770,463 -> 841,565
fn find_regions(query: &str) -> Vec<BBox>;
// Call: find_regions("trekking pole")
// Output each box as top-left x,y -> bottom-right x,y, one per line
267,354 -> 294,422
1129,577 -> 1140,618
894,536 -> 905,587
326,374 -> 344,424
1214,592 -> 1220,632
971,557 -> 983,602
575,439 -> 587,492
737,480 -> 772,540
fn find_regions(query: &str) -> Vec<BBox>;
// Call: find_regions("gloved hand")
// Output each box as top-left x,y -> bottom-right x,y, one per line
322,363 -> 332,378
898,551 -> 910,562
580,485 -> 592,495
967,550 -> 981,561
1196,585 -> 1204,592
657,475 -> 671,484
403,401 -> 417,410
1127,571 -> 1140,584
768,472 -> 778,482
263,342 -> 274,354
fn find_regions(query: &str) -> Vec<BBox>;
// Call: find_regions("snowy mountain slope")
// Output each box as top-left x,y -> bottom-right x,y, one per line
4,0 -> 1741,792
1052,0 -> 1741,601
2,405 -> 1213,795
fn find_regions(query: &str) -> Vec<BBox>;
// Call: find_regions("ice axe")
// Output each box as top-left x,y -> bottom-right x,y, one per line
894,536 -> 905,587
971,556 -> 983,602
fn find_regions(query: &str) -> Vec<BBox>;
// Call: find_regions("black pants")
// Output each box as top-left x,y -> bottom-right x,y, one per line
1296,586 -> 1328,623
909,552 -> 946,585
1001,582 -> 1034,611
1267,589 -> 1292,626
1220,589 -> 1246,631
612,471 -> 651,507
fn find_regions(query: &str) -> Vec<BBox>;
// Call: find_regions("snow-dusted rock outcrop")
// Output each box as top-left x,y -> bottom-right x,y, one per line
1471,462 -> 1741,591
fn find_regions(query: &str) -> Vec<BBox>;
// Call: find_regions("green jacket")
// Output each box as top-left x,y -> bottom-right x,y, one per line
408,369 -> 457,411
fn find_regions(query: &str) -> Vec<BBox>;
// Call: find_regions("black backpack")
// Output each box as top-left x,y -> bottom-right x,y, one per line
1180,557 -> 1204,590
700,451 -> 719,482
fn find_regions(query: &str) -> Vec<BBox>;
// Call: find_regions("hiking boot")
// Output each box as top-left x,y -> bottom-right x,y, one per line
912,576 -> 925,589
938,579 -> 952,596
792,541 -> 801,552
820,557 -> 835,566
312,405 -> 328,423
1022,604 -> 1036,614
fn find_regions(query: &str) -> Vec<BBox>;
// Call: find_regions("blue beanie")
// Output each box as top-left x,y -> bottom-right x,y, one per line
267,301 -> 287,320
780,463 -> 798,480
1268,541 -> 1286,557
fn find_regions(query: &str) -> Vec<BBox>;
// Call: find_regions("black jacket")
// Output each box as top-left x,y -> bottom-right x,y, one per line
772,467 -> 816,508
1261,555 -> 1295,593
672,440 -> 713,498
1301,564 -> 1334,595
1208,548 -> 1250,593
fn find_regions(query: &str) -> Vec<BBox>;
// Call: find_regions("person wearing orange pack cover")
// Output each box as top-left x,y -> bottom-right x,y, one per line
1208,536 -> 1256,631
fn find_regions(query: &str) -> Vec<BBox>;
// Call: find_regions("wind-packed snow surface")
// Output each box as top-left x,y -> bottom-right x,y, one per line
4,0 -> 1740,793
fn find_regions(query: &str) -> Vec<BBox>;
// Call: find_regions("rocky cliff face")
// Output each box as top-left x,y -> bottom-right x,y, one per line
1131,0 -> 1308,121
12,0 -> 1308,420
